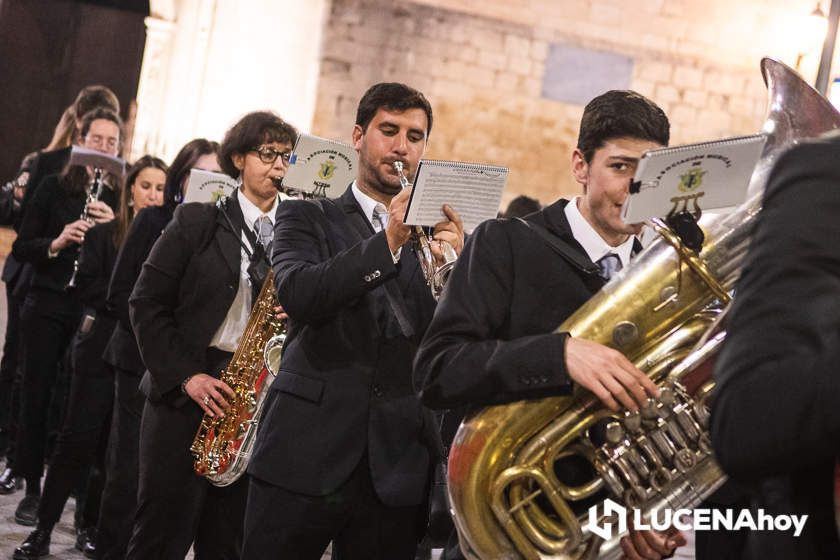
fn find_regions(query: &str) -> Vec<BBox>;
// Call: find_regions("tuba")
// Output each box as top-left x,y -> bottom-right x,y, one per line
447,58 -> 840,559
393,161 -> 457,299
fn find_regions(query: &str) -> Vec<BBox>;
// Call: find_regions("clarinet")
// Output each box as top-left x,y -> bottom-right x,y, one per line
66,167 -> 105,290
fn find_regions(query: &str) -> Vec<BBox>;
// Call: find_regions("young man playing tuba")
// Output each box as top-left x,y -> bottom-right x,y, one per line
414,90 -> 686,560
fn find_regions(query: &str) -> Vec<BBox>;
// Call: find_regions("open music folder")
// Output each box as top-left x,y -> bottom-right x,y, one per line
183,169 -> 238,204
281,133 -> 358,198
622,134 -> 766,223
403,159 -> 508,232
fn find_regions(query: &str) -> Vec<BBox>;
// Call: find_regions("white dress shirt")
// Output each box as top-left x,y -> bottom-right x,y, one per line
209,189 -> 278,352
352,181 -> 401,262
564,196 -> 638,267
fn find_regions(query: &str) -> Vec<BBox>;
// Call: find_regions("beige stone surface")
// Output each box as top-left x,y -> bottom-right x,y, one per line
310,0 -> 824,209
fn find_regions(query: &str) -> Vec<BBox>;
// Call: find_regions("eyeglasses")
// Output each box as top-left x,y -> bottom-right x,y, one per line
251,146 -> 291,165
85,134 -> 118,151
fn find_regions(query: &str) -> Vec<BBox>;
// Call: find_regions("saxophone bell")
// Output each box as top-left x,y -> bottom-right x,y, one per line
392,161 -> 457,299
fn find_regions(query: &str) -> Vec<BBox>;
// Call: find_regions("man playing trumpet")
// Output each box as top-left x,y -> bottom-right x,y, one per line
244,82 -> 464,559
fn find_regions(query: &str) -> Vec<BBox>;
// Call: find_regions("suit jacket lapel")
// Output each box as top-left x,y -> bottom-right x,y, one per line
338,185 -> 417,338
339,187 -> 375,241
215,195 -> 244,278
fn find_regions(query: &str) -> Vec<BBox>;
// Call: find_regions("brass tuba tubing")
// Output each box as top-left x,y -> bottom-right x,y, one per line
446,57 -> 840,560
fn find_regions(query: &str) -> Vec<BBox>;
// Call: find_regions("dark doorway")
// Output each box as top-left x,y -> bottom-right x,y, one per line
0,0 -> 149,181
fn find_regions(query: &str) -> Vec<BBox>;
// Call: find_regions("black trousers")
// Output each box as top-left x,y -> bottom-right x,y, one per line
16,290 -> 81,483
96,367 -> 144,560
125,350 -> 247,560
0,280 -> 23,463
242,455 -> 426,560
37,370 -> 112,527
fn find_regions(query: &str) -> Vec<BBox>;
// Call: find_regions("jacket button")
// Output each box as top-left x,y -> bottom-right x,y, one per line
373,270 -> 381,278
364,274 -> 371,282
372,384 -> 383,397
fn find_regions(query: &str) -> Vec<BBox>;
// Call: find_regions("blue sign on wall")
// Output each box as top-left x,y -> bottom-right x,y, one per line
542,44 -> 634,105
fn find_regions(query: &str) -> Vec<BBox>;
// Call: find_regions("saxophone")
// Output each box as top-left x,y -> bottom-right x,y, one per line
190,271 -> 286,486
447,58 -> 840,559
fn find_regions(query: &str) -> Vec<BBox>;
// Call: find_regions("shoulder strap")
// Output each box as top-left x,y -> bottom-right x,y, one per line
514,217 -> 600,276
215,197 -> 267,263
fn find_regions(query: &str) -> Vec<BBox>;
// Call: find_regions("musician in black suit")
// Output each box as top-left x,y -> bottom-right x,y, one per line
13,156 -> 167,559
711,132 -> 840,559
243,83 -> 465,560
126,113 -> 296,559
0,87 -> 119,493
10,108 -> 121,526
95,139 -> 219,560
413,90 -> 686,560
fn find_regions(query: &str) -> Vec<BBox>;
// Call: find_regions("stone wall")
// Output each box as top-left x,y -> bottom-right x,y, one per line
310,0 -> 823,207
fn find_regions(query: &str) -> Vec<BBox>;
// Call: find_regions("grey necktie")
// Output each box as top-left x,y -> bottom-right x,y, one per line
371,203 -> 388,232
597,253 -> 622,282
255,215 -> 273,250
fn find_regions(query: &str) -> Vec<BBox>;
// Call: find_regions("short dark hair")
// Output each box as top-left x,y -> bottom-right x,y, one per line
218,111 -> 298,178
576,90 -> 670,163
73,85 -> 120,119
164,138 -> 220,207
502,195 -> 542,219
355,82 -> 433,136
78,108 -> 123,143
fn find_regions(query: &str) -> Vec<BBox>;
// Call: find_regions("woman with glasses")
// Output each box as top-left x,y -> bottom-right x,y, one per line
13,155 -> 168,560
124,112 -> 296,559
10,107 -> 122,528
95,138 -> 220,560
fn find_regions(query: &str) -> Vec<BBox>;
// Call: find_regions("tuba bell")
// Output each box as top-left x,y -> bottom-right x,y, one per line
446,58 -> 840,559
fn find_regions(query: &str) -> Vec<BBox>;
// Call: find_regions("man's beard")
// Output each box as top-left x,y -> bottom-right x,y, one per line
365,160 -> 402,196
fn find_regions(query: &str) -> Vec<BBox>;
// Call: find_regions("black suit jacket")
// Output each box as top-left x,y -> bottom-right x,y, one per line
711,133 -> 840,558
129,198 -> 244,403
103,205 -> 174,374
71,220 -> 118,377
13,173 -> 118,294
248,186 -> 438,507
414,198 -> 605,410
2,148 -> 71,291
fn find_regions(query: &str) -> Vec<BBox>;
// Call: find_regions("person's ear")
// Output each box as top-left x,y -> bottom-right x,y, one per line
232,153 -> 246,172
352,124 -> 365,151
571,148 -> 589,191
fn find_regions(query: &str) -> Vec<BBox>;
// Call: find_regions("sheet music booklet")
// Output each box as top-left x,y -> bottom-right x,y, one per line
183,169 -> 238,204
404,160 -> 508,232
280,133 -> 358,198
622,134 -> 767,224
69,146 -> 126,177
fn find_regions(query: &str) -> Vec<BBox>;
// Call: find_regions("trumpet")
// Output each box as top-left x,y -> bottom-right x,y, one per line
66,167 -> 105,289
393,161 -> 457,299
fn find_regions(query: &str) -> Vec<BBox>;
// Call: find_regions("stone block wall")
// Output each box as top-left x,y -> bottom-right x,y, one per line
311,0 -> 819,207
